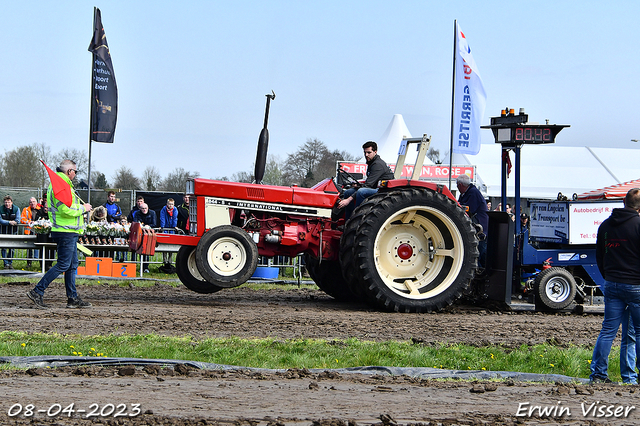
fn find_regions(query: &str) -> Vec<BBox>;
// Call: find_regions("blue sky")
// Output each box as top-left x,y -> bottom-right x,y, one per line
1,1 -> 638,182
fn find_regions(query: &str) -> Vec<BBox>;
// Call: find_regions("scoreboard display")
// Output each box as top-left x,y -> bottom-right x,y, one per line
494,125 -> 565,144
482,110 -> 569,145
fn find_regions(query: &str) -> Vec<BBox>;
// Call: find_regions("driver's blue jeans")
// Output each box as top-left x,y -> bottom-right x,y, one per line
33,232 -> 80,299
343,187 -> 378,219
590,281 -> 640,383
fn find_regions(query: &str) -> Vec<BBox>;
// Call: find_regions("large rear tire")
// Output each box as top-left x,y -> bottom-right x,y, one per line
352,188 -> 478,313
304,253 -> 356,301
195,225 -> 258,288
339,192 -> 391,301
534,267 -> 576,311
176,245 -> 223,294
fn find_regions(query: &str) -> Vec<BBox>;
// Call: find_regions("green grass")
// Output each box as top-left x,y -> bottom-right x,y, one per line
0,331 -> 608,380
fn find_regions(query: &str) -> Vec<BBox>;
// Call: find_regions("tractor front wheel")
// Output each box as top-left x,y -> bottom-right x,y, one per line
195,225 -> 258,288
176,245 -> 223,294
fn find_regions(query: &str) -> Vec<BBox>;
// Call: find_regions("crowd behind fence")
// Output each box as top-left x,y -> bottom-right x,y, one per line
0,187 -> 303,278
0,225 -> 304,280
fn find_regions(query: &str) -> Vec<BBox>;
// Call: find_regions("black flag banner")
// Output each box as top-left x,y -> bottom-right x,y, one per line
88,7 -> 117,143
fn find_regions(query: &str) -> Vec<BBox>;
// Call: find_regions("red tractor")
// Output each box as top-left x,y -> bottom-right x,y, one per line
157,96 -> 479,312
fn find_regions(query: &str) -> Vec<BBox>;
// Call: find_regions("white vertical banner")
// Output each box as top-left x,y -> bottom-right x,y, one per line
452,22 -> 486,155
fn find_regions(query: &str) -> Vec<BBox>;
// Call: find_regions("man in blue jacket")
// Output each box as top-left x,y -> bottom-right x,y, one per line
103,191 -> 122,223
159,198 -> 178,272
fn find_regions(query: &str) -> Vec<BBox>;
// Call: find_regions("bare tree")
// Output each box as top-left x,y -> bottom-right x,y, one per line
160,167 -> 200,192
0,145 -> 41,187
32,143 -> 55,189
141,166 -> 162,191
112,166 -> 141,190
281,138 -> 327,187
53,148 -> 93,184
231,171 -> 253,183
281,139 -> 357,187
315,149 -> 357,183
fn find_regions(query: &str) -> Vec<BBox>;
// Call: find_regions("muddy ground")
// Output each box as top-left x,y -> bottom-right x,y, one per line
0,279 -> 634,425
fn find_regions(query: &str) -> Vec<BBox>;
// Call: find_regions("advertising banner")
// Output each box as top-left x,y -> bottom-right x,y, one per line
568,201 -> 622,244
339,162 -> 475,181
529,202 -> 569,243
530,201 -> 623,245
88,8 -> 117,143
452,22 -> 486,155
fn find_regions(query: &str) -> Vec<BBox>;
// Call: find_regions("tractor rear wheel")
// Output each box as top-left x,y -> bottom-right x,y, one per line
176,245 -> 223,294
534,267 -> 576,311
304,253 -> 356,302
195,225 -> 258,288
339,192 -> 391,301
352,188 -> 478,313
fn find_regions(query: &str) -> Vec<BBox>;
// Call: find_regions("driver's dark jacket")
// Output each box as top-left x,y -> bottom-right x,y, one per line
364,155 -> 394,188
596,207 -> 640,285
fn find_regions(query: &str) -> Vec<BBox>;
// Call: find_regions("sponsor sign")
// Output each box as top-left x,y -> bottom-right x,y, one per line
339,162 -> 475,181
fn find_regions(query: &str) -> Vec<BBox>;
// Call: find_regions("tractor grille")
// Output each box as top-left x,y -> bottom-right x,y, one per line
246,187 -> 265,200
189,197 -> 197,234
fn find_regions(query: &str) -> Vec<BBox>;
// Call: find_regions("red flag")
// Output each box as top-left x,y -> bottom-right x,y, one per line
502,150 -> 512,177
40,160 -> 73,207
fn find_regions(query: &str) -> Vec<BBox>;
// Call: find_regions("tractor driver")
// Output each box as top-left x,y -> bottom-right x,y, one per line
338,141 -> 394,219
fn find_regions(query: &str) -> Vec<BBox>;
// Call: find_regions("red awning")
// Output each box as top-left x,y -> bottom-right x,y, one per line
576,178 -> 640,200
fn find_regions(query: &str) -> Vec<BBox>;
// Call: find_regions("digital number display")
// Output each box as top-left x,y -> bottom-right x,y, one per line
514,127 -> 552,142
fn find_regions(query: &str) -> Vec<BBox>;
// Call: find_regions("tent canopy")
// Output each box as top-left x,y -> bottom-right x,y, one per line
576,178 -> 640,200
374,114 -> 434,166
451,145 -> 640,199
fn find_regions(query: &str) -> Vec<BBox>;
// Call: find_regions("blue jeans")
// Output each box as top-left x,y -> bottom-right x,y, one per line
590,281 -> 640,383
342,187 -> 379,219
34,232 -> 80,299
621,310 -> 637,383
2,248 -> 13,267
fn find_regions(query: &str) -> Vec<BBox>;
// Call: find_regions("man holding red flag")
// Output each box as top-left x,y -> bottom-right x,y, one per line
27,160 -> 93,309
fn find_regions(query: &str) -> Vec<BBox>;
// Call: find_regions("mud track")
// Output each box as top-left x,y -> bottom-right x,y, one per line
1,280 -> 630,425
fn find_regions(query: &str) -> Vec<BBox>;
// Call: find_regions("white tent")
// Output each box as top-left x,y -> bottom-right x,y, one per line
374,114 -> 435,166
451,144 -> 640,199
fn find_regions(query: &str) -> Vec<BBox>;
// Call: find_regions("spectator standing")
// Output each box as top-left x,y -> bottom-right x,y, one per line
0,195 -> 20,269
133,203 -> 157,273
20,197 -> 41,267
176,195 -> 190,233
127,195 -> 145,223
590,188 -> 640,383
520,213 -> 529,231
159,198 -> 178,272
103,191 -> 122,223
456,174 -> 488,268
27,159 -> 92,309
